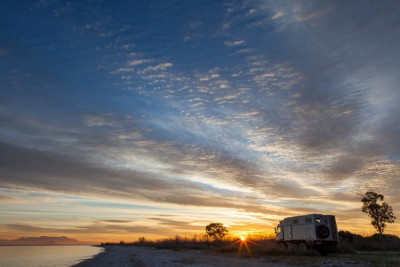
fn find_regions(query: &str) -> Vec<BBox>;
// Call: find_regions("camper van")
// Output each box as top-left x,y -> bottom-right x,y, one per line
275,214 -> 339,254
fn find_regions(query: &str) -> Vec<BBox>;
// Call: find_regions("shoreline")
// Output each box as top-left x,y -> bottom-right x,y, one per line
72,246 -> 148,267
73,245 -> 107,266
71,245 -> 294,267
0,244 -> 97,246
72,245 -> 400,267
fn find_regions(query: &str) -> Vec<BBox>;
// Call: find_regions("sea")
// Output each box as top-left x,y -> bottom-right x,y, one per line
0,245 -> 104,267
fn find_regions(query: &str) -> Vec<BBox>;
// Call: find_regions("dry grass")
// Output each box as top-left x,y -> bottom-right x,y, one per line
98,232 -> 400,266
101,231 -> 400,257
102,233 -> 321,257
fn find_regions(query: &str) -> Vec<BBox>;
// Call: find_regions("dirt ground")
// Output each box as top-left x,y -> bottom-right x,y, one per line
74,246 -> 400,267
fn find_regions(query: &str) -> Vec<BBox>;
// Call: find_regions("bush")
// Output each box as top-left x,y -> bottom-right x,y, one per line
338,231 -> 400,251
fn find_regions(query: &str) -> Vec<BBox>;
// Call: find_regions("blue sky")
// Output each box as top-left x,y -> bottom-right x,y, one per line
1,0 -> 400,241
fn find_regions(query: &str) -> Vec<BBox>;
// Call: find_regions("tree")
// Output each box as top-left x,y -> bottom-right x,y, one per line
205,222 -> 228,239
361,191 -> 396,239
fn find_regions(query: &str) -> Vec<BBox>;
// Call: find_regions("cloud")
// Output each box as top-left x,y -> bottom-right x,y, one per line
82,114 -> 122,127
323,156 -> 365,180
100,220 -> 133,224
224,40 -> 245,47
128,59 -> 152,66
294,6 -> 332,22
271,11 -> 284,20
121,43 -> 134,49
0,141 -> 176,196
148,217 -> 201,230
98,31 -> 112,37
2,0 -> 400,237
0,195 -> 23,204
112,67 -> 134,73
141,63 -> 173,73
2,222 -> 167,235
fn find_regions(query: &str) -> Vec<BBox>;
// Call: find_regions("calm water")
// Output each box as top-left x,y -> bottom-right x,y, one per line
0,245 -> 104,267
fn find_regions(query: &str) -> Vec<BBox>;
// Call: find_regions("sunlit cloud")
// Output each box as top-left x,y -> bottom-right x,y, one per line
271,11 -> 284,20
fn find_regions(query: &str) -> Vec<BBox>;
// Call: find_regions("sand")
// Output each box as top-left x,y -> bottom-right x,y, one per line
73,246 -> 295,267
73,246 -> 400,266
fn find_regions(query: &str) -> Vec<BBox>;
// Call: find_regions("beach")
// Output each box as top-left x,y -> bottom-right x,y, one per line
73,246 -> 295,267
72,246 -> 400,267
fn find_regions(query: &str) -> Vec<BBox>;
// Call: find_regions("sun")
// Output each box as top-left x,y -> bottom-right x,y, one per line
240,235 -> 246,241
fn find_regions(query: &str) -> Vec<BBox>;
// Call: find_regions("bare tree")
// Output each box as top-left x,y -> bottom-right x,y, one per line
205,222 -> 228,239
361,191 -> 396,239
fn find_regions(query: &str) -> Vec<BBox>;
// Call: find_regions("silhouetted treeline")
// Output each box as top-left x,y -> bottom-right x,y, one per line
100,231 -> 400,254
337,231 -> 400,251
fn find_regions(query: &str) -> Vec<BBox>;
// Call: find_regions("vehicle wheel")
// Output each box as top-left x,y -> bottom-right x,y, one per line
316,225 -> 330,238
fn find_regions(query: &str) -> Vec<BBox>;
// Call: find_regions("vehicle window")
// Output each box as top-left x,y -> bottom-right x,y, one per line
293,219 -> 298,224
316,218 -> 321,223
305,218 -> 312,223
276,227 -> 281,233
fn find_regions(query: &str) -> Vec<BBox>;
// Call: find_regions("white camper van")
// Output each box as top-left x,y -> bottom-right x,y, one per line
275,214 -> 339,254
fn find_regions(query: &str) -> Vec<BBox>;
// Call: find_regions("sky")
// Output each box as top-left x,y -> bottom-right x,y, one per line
1,0 -> 400,243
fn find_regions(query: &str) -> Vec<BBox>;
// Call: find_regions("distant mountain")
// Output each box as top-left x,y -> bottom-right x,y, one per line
0,236 -> 85,246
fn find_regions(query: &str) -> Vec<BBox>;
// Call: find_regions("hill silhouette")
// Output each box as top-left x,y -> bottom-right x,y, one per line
0,236 -> 84,246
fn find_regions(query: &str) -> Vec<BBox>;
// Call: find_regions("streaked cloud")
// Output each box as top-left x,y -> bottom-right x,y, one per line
271,11 -> 284,20
224,40 -> 245,47
128,59 -> 152,66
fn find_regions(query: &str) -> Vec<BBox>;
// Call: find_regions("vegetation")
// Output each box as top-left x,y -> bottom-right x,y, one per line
97,221 -> 400,265
360,191 -> 396,239
338,230 -> 400,252
205,222 -> 228,239
98,220 -> 400,261
99,232 -> 400,266
101,231 -> 400,255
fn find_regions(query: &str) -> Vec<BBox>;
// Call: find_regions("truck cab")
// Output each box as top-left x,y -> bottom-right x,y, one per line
275,224 -> 283,241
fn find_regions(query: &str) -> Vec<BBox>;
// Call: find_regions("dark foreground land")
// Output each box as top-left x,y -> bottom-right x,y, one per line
74,246 -> 400,267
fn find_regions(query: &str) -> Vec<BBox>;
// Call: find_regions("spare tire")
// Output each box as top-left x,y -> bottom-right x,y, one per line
316,225 -> 330,238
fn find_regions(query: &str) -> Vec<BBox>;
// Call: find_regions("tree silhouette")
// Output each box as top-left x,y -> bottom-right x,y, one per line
205,222 -> 228,239
361,191 -> 396,239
